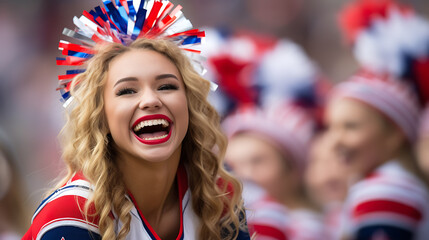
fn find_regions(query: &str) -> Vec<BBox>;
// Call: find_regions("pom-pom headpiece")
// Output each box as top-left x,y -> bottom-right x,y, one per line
335,0 -> 429,143
57,0 -> 206,107
339,0 -> 429,106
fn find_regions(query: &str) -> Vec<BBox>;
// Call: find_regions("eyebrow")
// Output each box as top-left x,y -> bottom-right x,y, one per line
113,74 -> 179,87
155,74 -> 179,81
114,77 -> 138,87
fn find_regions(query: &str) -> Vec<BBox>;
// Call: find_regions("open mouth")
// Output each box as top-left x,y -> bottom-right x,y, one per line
132,115 -> 172,145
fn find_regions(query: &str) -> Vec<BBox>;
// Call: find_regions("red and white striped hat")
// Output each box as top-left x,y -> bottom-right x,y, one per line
332,72 -> 420,142
222,103 -> 315,171
335,0 -> 429,143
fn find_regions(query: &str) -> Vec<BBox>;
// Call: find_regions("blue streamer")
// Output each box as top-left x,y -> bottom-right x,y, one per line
132,8 -> 146,39
95,6 -> 108,22
66,69 -> 86,75
117,5 -> 129,31
89,10 -> 101,28
105,2 -> 128,33
61,90 -> 71,101
182,36 -> 201,45
66,51 -> 93,59
128,0 -> 137,18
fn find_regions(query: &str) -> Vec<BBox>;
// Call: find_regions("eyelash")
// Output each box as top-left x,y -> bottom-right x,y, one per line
158,84 -> 179,91
115,84 -> 178,96
116,88 -> 136,96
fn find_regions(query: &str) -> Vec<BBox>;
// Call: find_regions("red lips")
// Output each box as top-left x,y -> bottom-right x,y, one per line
132,114 -> 173,145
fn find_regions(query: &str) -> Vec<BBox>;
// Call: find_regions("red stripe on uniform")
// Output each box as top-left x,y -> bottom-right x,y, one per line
251,224 -> 289,240
353,199 -> 422,222
30,194 -> 99,239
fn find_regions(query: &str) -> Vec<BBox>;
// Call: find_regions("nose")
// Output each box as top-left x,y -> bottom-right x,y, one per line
326,129 -> 348,158
138,89 -> 162,110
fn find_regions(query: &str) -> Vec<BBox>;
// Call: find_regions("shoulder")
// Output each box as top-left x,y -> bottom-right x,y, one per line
348,164 -> 428,219
247,197 -> 290,240
288,209 -> 328,240
342,163 -> 429,238
23,173 -> 101,240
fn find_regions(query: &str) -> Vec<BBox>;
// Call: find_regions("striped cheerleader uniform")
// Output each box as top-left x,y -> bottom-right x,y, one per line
246,194 -> 327,240
339,160 -> 429,240
23,165 -> 250,240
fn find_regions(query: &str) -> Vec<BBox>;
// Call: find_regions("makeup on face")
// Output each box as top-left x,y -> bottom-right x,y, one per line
132,114 -> 173,145
104,49 -> 189,163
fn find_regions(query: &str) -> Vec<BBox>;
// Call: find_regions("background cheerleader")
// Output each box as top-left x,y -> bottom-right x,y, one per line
325,0 -> 429,238
206,31 -> 330,239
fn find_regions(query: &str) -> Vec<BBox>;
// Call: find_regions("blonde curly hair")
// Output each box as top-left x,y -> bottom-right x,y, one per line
55,38 -> 246,240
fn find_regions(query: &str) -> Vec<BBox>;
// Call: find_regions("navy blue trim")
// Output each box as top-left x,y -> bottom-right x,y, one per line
40,225 -> 101,240
134,209 -> 158,240
356,225 -> 414,240
33,184 -> 91,221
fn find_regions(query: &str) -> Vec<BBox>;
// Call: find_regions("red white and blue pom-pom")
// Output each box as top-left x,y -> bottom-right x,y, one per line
339,0 -> 429,106
57,0 -> 207,107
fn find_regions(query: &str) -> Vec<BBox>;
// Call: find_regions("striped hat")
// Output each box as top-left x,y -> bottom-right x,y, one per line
335,0 -> 429,143
332,72 -> 420,142
222,103 -> 315,171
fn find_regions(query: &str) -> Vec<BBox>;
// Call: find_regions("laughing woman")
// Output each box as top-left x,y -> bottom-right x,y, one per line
23,1 -> 249,240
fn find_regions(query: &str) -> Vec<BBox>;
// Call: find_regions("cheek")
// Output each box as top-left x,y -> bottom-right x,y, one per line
104,99 -> 132,135
171,94 -> 189,128
256,157 -> 285,183
342,127 -> 380,151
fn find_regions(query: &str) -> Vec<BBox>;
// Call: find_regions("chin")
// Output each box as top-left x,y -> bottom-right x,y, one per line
134,143 -> 181,163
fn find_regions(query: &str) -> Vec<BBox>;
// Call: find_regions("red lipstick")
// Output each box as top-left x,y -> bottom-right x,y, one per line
132,114 -> 173,145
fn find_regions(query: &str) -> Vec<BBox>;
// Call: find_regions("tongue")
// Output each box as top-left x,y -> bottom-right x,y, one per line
139,130 -> 168,139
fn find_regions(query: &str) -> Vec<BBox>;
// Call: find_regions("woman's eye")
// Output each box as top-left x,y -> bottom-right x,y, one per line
116,88 -> 136,96
344,121 -> 359,130
158,84 -> 179,91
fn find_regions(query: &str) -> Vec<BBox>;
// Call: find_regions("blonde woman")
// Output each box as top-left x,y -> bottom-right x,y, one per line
23,1 -> 249,240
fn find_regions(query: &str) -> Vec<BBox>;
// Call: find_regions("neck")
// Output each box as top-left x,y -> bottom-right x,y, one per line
279,188 -> 313,210
117,147 -> 182,226
395,146 -> 429,187
273,176 -> 315,211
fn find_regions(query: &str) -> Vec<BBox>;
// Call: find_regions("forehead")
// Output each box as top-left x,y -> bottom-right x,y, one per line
326,97 -> 389,127
106,49 -> 181,83
228,132 -> 280,156
328,98 -> 371,118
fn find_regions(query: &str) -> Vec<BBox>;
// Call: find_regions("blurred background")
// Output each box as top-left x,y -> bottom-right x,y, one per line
0,0 -> 428,231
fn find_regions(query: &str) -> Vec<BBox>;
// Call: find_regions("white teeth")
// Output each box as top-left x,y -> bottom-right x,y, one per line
133,119 -> 170,132
142,134 -> 169,141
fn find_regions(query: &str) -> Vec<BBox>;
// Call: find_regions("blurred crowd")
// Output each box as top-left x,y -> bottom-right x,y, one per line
1,0 -> 429,239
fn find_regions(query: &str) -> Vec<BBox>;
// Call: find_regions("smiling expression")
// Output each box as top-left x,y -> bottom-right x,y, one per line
103,49 -> 189,163
324,98 -> 400,179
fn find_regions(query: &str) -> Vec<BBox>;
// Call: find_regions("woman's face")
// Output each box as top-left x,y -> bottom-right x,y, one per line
324,98 -> 399,180
225,133 -> 292,199
305,133 -> 348,205
103,49 -> 189,163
